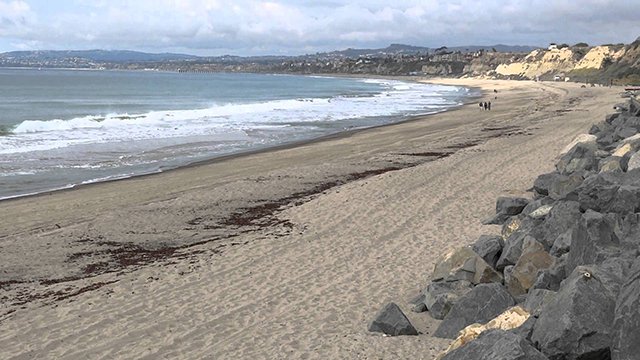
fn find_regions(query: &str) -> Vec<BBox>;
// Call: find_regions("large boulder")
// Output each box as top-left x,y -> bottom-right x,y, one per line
368,302 -> 418,336
505,238 -> 555,297
471,235 -> 504,269
497,232 -> 539,271
483,197 -> 530,225
567,210 -> 622,274
531,266 -> 616,359
432,246 -> 503,285
440,329 -> 547,360
560,134 -> 597,155
523,289 -> 556,317
576,170 -> 640,214
532,254 -> 567,291
438,306 -> 531,358
537,200 -> 582,248
611,258 -> 640,360
423,280 -> 473,320
599,156 -> 625,173
627,150 -> 640,171
533,172 -> 583,199
556,143 -> 598,175
434,283 -> 515,339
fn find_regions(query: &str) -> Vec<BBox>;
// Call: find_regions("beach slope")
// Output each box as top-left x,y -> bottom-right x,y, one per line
0,79 -> 621,359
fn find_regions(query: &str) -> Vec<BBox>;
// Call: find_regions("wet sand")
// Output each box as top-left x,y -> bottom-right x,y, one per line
0,79 -> 622,359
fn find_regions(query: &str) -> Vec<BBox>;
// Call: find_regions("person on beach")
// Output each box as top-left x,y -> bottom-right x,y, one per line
479,102 -> 483,110
488,101 -> 492,110
483,102 -> 488,110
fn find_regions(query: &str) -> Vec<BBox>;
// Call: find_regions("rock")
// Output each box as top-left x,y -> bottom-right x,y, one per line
556,143 -> 598,175
509,316 -> 537,341
423,280 -> 473,320
567,210 -> 622,274
627,150 -> 640,171
599,156 -> 624,173
368,302 -> 418,336
440,329 -> 547,360
532,255 -> 567,291
439,306 -> 531,358
576,170 -> 640,213
434,283 -> 515,339
611,258 -> 640,360
538,200 -> 582,248
528,204 -> 553,219
521,197 -> 554,216
523,289 -> 556,317
550,230 -> 572,256
432,247 -> 503,285
483,197 -> 529,225
533,172 -> 559,197
560,134 -> 597,155
496,233 -> 532,271
471,235 -> 504,269
531,266 -> 616,359
548,173 -> 584,200
506,239 -> 555,297
411,302 -> 427,313
612,143 -> 633,157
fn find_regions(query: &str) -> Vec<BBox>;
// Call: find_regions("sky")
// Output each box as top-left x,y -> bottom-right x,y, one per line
0,0 -> 639,56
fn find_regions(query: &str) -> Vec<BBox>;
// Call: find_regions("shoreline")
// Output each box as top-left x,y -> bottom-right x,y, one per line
0,76 -> 480,203
0,78 -> 623,359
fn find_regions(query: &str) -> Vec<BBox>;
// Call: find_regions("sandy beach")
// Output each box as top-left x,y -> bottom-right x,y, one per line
0,78 -> 622,359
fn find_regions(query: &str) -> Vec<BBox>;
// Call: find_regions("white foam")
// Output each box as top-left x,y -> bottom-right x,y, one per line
0,80 -> 465,155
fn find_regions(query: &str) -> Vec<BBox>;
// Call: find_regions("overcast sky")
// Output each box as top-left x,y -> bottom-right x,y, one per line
0,0 -> 638,56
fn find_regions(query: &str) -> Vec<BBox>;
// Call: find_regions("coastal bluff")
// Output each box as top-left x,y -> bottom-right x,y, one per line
388,97 -> 640,359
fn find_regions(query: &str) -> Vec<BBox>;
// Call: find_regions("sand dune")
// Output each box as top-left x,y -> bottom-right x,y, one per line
0,79 -> 621,359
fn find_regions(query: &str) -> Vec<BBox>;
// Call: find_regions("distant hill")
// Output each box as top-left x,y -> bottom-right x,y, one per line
0,49 -> 198,63
317,43 -> 540,58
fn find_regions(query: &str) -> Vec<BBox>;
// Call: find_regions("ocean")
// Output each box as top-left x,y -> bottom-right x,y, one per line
0,69 -> 473,199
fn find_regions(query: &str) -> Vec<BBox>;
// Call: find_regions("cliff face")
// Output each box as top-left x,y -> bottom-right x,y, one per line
487,43 -> 639,84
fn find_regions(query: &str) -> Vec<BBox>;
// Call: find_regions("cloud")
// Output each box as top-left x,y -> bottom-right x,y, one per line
2,0 -> 639,55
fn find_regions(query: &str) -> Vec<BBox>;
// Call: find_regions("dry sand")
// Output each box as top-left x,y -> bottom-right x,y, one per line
0,79 -> 622,359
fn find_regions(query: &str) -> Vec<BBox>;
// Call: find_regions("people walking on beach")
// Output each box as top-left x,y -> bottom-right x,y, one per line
483,101 -> 488,110
488,101 -> 491,110
479,102 -> 483,110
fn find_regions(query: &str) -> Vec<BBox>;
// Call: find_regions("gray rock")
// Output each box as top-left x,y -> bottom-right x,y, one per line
533,172 -> 560,197
368,302 -> 418,336
522,198 -> 554,216
484,197 -> 530,225
611,258 -> 640,360
627,150 -> 640,171
567,210 -> 622,274
532,258 -> 566,292
550,230 -> 572,256
423,280 -> 473,320
509,316 -> 537,342
576,171 -> 640,214
472,235 -> 504,269
549,173 -> 584,200
431,247 -> 503,285
411,302 -> 427,313
556,143 -> 598,175
496,233 -> 532,271
528,204 -> 553,219
599,156 -> 624,173
538,200 -> 582,248
531,266 -> 616,359
434,283 -> 515,339
523,289 -> 556,317
441,329 -> 548,360
505,239 -> 555,297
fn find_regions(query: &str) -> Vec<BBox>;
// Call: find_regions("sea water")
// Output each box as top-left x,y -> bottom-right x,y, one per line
0,69 -> 473,199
